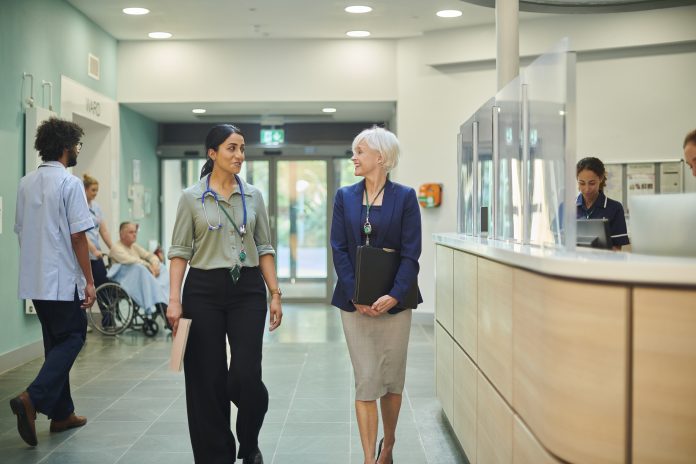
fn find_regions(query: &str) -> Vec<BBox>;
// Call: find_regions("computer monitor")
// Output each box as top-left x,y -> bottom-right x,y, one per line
576,218 -> 612,249
629,193 -> 696,257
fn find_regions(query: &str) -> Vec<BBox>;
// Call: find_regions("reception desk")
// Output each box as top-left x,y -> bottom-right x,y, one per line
433,233 -> 696,464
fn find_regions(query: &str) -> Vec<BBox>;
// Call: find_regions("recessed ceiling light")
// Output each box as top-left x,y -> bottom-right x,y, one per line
436,9 -> 463,18
346,30 -> 370,38
345,6 -> 372,14
322,107 -> 337,113
123,7 -> 150,15
148,32 -> 172,39
192,108 -> 206,114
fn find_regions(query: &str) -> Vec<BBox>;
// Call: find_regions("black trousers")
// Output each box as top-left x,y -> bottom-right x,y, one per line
28,288 -> 87,420
90,258 -> 113,326
182,267 -> 269,463
90,258 -> 108,288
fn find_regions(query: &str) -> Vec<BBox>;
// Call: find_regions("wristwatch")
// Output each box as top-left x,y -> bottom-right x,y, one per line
270,287 -> 282,297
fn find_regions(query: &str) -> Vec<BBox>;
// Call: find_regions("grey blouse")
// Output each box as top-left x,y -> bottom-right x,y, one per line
168,175 -> 275,269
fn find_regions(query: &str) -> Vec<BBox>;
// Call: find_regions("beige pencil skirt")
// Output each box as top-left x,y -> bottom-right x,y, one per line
340,308 -> 412,401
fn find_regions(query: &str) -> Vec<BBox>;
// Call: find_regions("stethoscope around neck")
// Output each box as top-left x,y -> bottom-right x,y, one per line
201,174 -> 247,234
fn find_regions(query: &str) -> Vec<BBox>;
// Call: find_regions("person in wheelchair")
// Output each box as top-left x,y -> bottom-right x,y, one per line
108,222 -> 169,325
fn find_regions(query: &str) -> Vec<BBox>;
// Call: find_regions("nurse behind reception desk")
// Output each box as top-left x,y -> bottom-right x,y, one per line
576,157 -> 630,251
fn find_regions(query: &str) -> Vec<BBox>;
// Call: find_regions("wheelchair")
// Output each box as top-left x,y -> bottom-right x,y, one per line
86,281 -> 168,337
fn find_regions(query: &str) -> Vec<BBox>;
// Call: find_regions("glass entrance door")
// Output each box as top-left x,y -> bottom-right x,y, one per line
275,160 -> 328,299
162,156 -> 355,303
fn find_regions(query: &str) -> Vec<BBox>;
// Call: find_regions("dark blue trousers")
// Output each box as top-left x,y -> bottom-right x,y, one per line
27,288 -> 87,421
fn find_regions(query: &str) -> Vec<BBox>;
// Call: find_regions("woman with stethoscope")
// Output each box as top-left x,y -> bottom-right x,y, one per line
167,124 -> 282,464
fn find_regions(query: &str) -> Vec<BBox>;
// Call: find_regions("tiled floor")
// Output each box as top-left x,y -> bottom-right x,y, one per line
0,304 -> 467,463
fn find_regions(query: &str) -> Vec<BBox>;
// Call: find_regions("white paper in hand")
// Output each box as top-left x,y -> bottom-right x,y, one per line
169,318 -> 192,372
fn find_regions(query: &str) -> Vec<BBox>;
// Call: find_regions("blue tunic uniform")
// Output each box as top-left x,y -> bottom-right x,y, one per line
576,191 -> 629,247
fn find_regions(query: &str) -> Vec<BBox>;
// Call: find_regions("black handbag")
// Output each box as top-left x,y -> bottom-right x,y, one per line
353,246 -> 419,309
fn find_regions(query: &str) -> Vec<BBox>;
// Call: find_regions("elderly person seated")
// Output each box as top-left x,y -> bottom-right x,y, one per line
108,222 -> 168,317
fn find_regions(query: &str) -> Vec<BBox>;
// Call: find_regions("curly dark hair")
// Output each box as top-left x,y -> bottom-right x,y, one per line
34,117 -> 84,162
684,128 -> 696,149
576,156 -> 607,190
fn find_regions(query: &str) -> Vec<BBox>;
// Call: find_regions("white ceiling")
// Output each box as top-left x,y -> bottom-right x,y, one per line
122,101 -> 397,124
66,0 -> 549,40
66,0 -> 552,123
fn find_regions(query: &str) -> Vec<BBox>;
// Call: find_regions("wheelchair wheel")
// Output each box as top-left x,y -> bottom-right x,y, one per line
88,283 -> 134,335
142,319 -> 159,337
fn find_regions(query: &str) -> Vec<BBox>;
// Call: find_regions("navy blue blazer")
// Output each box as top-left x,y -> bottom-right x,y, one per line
330,179 -> 423,314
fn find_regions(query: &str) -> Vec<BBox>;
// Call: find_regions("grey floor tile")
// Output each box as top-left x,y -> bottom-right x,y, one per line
286,408 -> 350,424
273,452 -> 350,464
0,304 -> 464,464
115,450 -> 194,464
275,434 -> 350,454
41,450 -> 123,464
129,434 -> 192,453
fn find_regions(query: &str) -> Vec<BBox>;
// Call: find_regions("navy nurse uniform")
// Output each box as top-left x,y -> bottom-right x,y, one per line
576,191 -> 630,248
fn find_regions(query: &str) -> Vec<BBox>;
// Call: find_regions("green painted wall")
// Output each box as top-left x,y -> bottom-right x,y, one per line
119,105 -> 160,250
0,0 -> 116,356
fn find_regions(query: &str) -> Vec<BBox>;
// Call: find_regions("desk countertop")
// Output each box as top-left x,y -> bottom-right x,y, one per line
433,233 -> 696,286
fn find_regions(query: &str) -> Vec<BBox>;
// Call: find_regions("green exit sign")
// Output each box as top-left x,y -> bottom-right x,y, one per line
260,129 -> 285,145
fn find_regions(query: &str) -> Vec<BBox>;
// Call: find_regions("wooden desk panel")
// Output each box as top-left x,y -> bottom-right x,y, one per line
513,269 -> 628,464
477,258 -> 513,402
436,322 -> 454,421
436,245 -> 454,334
513,416 -> 561,464
477,371 -> 513,464
453,345 -> 477,463
453,250 -> 477,361
633,287 -> 696,464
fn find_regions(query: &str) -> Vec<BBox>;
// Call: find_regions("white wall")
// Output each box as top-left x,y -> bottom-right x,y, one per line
577,50 -> 696,162
118,39 -> 398,103
117,5 -> 696,313
395,5 -> 696,312
61,76 -> 121,240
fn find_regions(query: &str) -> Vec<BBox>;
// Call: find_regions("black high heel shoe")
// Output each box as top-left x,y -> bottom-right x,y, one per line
376,438 -> 394,463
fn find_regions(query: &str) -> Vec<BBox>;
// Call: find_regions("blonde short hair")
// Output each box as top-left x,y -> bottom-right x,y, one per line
352,126 -> 400,172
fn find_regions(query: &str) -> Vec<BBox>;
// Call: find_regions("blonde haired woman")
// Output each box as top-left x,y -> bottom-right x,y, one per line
331,126 -> 422,464
82,175 -> 113,283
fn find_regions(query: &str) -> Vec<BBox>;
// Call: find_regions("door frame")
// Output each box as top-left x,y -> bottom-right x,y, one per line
245,153 -> 345,304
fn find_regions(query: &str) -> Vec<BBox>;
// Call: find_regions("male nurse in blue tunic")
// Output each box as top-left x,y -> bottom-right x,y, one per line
10,117 -> 96,447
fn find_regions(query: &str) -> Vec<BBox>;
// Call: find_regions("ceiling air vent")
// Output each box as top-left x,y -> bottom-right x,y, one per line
88,53 -> 100,80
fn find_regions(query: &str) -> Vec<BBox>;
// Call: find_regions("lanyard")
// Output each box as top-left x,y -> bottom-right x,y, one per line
220,206 -> 246,242
203,174 -> 248,234
363,182 -> 386,246
205,175 -> 249,283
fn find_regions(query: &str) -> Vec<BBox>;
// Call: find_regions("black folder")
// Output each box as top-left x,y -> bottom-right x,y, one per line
353,246 -> 419,309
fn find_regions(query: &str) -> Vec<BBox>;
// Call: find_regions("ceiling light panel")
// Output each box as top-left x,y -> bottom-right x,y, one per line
436,9 -> 463,18
123,7 -> 150,15
148,32 -> 172,39
346,30 -> 371,38
345,6 -> 373,14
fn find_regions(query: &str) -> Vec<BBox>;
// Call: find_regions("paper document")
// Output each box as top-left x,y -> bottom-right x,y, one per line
169,318 -> 192,372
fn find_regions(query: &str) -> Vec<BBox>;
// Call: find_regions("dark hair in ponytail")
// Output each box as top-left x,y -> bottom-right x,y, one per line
200,124 -> 244,178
